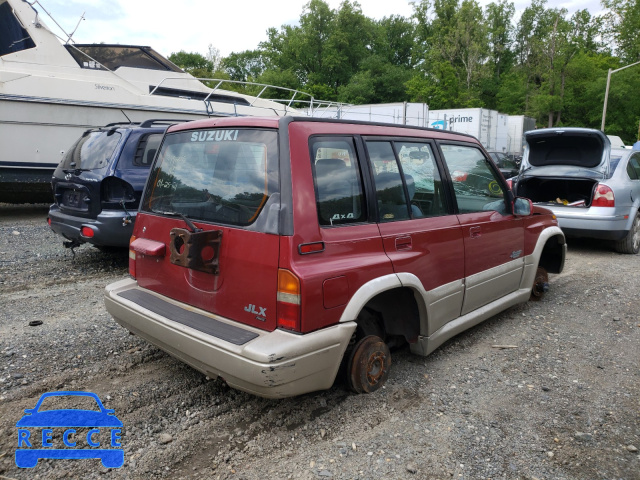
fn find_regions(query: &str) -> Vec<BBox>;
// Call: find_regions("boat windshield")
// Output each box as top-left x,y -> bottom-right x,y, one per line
0,0 -> 36,56
65,44 -> 183,72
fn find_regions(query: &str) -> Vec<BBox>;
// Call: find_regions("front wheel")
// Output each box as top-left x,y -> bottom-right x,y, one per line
346,335 -> 391,393
614,213 -> 640,254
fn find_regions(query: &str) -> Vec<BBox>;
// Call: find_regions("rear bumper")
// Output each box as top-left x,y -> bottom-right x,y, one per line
104,278 -> 356,399
48,205 -> 134,247
538,205 -> 630,240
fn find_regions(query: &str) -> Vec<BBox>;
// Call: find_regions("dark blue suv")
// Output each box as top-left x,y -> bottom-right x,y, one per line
48,120 -> 185,249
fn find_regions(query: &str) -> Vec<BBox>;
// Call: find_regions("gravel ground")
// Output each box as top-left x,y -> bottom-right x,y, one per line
0,204 -> 638,480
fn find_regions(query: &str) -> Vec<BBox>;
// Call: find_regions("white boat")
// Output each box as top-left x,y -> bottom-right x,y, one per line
0,0 -> 315,203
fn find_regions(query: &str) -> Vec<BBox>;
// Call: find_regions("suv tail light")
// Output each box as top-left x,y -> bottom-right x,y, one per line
592,184 -> 615,207
277,269 -> 301,332
506,179 -> 513,190
102,176 -> 135,204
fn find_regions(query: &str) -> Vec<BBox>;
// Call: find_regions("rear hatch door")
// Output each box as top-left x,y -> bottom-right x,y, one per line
132,126 -> 280,332
53,129 -> 124,218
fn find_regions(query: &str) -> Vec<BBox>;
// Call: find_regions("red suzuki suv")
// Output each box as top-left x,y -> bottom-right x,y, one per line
104,117 -> 566,398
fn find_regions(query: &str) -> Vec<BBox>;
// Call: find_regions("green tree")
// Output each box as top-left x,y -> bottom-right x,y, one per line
168,50 -> 213,78
482,0 -> 515,108
602,0 -> 640,62
222,50 -> 267,82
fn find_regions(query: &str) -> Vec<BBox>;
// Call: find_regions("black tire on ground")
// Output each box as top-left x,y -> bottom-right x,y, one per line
346,335 -> 391,394
614,213 -> 640,255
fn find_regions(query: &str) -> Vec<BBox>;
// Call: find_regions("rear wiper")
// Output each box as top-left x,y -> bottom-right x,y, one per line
158,211 -> 201,233
62,167 -> 89,175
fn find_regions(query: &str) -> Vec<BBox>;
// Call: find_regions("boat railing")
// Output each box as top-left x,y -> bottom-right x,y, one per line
149,77 -> 351,117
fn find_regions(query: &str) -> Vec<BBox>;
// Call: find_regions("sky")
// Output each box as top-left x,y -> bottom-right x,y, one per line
41,0 -> 605,59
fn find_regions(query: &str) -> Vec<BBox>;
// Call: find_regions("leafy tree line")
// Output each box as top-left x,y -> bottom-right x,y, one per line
169,0 -> 640,143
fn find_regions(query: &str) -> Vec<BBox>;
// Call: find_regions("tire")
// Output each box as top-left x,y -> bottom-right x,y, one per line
614,213 -> 640,255
346,335 -> 391,394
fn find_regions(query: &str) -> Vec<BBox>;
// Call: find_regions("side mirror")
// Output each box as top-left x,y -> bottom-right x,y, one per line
513,197 -> 533,216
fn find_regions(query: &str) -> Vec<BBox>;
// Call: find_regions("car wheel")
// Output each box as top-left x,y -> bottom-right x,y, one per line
530,266 -> 549,301
347,335 -> 391,394
614,213 -> 640,255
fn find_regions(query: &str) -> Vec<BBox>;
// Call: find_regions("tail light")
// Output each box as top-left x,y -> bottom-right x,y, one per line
592,184 -> 615,207
129,235 -> 136,278
102,177 -> 135,204
277,269 -> 301,332
506,179 -> 513,190
451,171 -> 468,182
80,226 -> 95,238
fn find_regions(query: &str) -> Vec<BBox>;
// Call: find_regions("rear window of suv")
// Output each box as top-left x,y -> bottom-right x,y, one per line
142,128 -> 278,226
60,131 -> 122,170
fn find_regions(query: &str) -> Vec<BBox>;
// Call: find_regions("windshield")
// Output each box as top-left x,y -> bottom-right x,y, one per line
60,131 -> 122,170
142,128 -> 279,226
0,0 -> 36,56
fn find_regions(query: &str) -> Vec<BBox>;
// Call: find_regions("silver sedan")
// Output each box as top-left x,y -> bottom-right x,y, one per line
512,128 -> 640,254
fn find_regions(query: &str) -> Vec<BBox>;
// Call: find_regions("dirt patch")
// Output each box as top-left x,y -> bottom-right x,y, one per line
0,208 -> 638,479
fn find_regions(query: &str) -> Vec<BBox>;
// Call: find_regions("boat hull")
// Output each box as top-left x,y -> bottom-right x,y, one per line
0,95 -> 209,203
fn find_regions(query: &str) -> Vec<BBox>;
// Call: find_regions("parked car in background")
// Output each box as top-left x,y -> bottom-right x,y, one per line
511,128 -> 640,254
104,116 -> 565,399
488,151 -> 520,179
48,120 -> 185,249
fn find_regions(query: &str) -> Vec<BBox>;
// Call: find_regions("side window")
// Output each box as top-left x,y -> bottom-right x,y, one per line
628,155 -> 640,180
367,142 -> 409,222
134,133 -> 163,167
440,144 -> 507,215
310,138 -> 366,226
396,142 -> 447,217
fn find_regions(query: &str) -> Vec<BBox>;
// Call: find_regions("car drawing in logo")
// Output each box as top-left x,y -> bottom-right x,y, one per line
15,391 -> 123,468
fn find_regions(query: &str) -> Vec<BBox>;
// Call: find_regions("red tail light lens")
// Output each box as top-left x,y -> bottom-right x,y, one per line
80,226 -> 95,238
506,179 -> 513,190
451,171 -> 468,182
592,184 -> 615,207
277,269 -> 301,331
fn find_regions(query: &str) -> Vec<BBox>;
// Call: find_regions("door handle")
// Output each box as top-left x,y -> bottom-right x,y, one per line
395,236 -> 412,250
469,226 -> 482,238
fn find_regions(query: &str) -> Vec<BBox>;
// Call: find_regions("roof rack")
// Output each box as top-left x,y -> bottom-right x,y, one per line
139,119 -> 190,128
103,122 -> 136,128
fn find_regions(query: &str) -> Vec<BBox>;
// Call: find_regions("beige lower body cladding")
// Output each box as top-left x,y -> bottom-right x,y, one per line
104,278 -> 356,399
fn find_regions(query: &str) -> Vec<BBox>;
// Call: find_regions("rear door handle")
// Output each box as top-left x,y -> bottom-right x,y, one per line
395,236 -> 412,250
469,226 -> 482,238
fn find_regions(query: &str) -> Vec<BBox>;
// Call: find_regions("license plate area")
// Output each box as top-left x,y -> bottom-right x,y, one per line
61,189 -> 88,211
